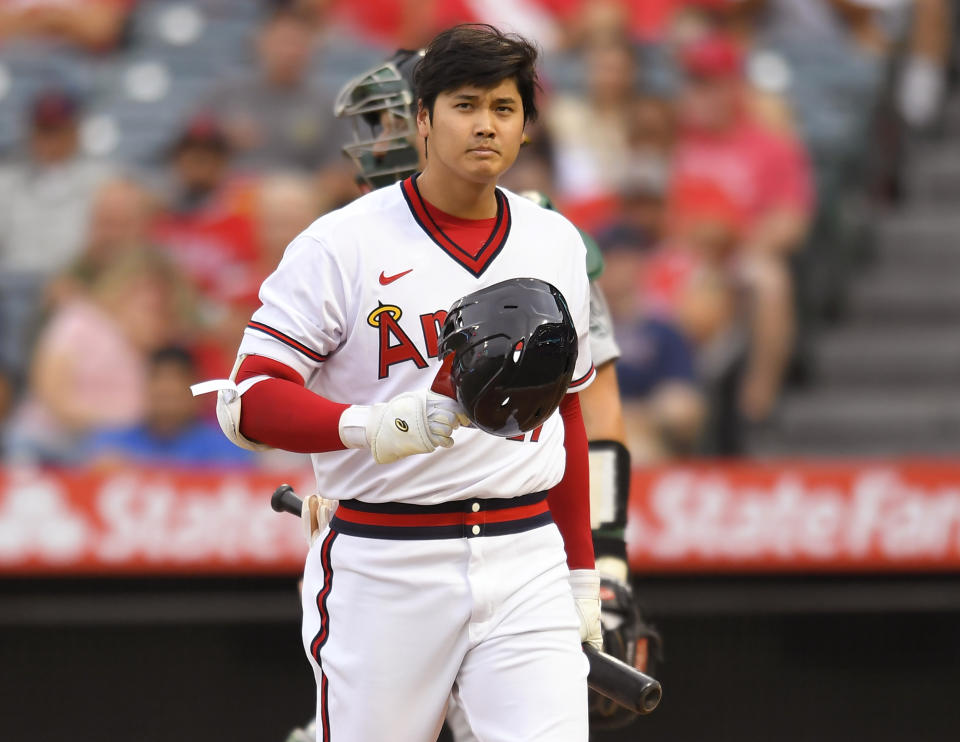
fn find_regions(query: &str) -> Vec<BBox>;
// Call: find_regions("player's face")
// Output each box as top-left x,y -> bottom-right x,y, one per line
417,79 -> 525,185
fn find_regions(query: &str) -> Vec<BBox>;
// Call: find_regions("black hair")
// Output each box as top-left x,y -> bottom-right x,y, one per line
150,345 -> 195,372
414,24 -> 540,124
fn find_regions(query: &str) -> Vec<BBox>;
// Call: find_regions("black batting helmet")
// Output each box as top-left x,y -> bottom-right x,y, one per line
438,277 -> 578,437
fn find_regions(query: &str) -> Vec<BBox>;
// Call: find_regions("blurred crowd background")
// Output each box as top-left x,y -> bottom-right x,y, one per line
0,0 -> 955,469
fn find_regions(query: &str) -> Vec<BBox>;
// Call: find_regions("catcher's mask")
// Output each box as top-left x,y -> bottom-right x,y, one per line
333,49 -> 424,189
438,278 -> 578,437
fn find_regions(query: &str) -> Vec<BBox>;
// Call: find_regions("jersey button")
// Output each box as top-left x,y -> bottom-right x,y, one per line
471,502 -> 480,512
471,525 -> 481,536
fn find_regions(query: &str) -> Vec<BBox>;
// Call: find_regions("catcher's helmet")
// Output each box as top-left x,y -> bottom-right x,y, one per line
334,49 -> 424,189
438,278 -> 578,437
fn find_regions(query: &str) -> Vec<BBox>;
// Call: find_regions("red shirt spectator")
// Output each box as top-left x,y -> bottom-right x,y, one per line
670,34 -> 813,255
671,121 -> 813,234
150,116 -> 259,308
151,203 -> 258,307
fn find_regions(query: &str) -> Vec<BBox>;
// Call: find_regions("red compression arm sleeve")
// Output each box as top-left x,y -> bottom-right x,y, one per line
548,393 -> 595,570
235,355 -> 350,453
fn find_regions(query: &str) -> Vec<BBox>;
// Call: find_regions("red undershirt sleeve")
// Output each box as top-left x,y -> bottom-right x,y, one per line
234,355 -> 350,454
549,393 -> 595,570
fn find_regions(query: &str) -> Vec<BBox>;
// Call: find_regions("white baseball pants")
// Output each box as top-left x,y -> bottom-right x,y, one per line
300,505 -> 588,742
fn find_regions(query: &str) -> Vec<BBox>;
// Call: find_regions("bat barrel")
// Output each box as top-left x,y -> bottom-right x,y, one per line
639,680 -> 662,713
584,644 -> 662,715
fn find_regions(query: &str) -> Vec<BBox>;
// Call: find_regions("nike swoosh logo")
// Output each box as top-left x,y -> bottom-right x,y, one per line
379,269 -> 413,285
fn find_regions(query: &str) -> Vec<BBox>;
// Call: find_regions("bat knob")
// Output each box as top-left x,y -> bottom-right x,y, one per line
271,484 -> 296,513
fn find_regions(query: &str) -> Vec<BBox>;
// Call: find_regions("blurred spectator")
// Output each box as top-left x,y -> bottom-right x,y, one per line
498,125 -> 557,197
0,367 -> 13,454
208,5 -> 353,189
316,0 -> 440,48
743,0 -> 888,52
896,0 -> 952,129
670,33 -> 813,421
0,0 -> 132,52
595,226 -> 706,460
150,114 -> 259,310
613,165 -> 670,243
254,173 -> 327,278
3,251 -> 187,465
658,183 -> 741,345
547,37 -> 642,201
0,87 -> 113,389
85,346 -> 255,468
739,0 -> 890,168
625,96 -> 674,195
46,176 -> 157,308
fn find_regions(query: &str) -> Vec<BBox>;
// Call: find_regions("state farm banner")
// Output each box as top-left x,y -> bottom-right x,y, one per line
3,461 -> 960,574
0,468 -> 315,575
627,460 -> 960,572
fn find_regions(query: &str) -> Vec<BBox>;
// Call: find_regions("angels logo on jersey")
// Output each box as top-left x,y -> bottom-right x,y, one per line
367,301 -> 447,380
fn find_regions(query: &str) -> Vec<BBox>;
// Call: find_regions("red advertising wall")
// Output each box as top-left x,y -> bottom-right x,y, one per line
0,468 -> 315,575
2,460 -> 959,575
627,460 -> 960,572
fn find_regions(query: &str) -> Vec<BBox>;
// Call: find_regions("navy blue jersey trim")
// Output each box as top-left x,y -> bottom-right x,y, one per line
329,511 -> 553,540
401,175 -> 512,278
308,529 -> 336,742
337,491 -> 548,515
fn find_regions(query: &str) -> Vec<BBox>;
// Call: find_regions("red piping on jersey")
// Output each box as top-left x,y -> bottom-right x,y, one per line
400,175 -> 512,277
246,321 -> 328,363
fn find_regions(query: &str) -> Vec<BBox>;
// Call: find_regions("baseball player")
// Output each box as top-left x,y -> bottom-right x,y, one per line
326,47 -> 656,740
197,25 -> 600,741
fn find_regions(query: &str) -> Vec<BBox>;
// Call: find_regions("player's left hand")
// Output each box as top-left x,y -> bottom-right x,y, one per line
301,494 -> 337,547
569,568 -> 603,651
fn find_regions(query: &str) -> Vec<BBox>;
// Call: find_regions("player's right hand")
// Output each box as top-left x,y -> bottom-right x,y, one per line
340,389 -> 467,464
569,568 -> 604,651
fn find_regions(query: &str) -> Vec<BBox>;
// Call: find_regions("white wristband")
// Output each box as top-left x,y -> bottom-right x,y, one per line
568,568 -> 601,599
338,405 -> 371,449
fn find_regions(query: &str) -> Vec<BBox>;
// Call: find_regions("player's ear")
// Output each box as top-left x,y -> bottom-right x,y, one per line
416,101 -> 430,137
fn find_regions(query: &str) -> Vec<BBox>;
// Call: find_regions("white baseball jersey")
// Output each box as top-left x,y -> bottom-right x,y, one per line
238,175 -> 595,505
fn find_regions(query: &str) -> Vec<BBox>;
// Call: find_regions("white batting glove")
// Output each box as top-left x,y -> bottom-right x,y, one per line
338,390 -> 467,464
301,494 -> 337,547
569,568 -> 603,651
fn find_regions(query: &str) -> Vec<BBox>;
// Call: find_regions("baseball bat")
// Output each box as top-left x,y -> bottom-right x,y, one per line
271,483 -> 303,517
584,644 -> 661,715
270,484 -> 662,715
